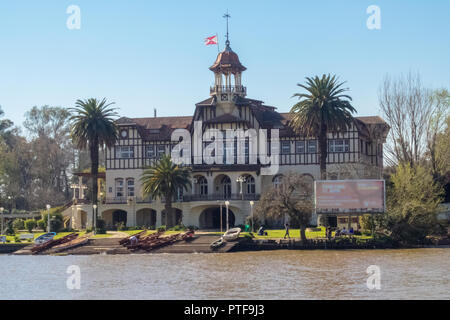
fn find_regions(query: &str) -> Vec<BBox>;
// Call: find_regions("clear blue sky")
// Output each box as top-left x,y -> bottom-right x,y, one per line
1,0 -> 449,128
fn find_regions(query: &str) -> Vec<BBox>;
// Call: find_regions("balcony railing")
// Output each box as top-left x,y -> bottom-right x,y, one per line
210,85 -> 246,95
105,196 -> 153,204
183,193 -> 260,202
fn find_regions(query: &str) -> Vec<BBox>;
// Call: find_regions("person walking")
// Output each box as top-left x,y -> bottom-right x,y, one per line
284,222 -> 290,239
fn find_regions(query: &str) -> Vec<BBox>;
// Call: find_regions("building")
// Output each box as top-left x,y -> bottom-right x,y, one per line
66,38 -> 390,230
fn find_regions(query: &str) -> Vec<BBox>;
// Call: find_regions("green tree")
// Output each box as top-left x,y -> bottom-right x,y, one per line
290,74 -> 356,179
13,219 -> 25,231
385,164 -> 445,244
140,155 -> 191,227
70,98 -> 118,226
254,173 -> 314,243
24,219 -> 37,233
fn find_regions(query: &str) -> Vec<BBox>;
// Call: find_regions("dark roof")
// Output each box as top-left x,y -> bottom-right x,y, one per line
209,45 -> 246,73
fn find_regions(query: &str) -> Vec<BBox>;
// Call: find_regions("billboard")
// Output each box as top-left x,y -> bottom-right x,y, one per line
314,180 -> 385,214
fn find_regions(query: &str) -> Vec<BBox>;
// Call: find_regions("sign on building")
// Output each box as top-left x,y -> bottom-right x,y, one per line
314,180 -> 385,214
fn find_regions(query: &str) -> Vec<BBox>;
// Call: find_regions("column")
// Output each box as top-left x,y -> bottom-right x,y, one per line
156,210 -> 162,227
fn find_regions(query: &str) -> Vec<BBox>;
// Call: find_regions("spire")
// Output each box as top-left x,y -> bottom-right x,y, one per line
223,11 -> 231,49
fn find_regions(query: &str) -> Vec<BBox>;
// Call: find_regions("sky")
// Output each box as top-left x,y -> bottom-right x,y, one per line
0,0 -> 449,129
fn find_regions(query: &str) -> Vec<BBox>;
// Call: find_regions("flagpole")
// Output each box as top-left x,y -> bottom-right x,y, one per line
216,32 -> 219,52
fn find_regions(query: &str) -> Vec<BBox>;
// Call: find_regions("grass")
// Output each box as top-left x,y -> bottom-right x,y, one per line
0,230 -> 113,243
1,227 -> 373,243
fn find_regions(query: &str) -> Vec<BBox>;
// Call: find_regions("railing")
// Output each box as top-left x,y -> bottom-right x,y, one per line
210,85 -> 246,95
105,197 -> 153,204
183,193 -> 260,202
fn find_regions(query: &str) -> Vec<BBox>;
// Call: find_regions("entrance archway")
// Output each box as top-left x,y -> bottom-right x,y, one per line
136,208 -> 156,228
199,207 -> 235,229
112,210 -> 127,226
161,208 -> 182,228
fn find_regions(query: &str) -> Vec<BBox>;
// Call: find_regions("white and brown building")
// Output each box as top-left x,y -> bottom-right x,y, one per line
67,41 -> 389,230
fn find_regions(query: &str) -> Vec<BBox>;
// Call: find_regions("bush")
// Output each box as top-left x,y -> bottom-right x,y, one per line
116,222 -> 127,231
50,218 -> 63,232
37,219 -> 46,231
157,225 -> 166,232
169,224 -> 186,231
96,228 -> 107,234
14,236 -> 20,243
13,219 -> 25,231
96,219 -> 106,230
186,225 -> 199,231
24,219 -> 37,233
5,221 -> 15,236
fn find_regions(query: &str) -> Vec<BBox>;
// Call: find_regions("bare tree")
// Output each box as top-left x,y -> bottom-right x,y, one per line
379,72 -> 434,167
255,173 -> 313,242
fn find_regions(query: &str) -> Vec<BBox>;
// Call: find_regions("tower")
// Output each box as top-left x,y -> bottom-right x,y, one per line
209,12 -> 246,114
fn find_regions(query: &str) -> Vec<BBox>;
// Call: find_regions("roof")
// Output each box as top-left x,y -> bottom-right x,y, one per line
209,45 -> 246,73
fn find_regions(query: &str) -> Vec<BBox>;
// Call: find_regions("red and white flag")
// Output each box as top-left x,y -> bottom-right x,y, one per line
204,35 -> 218,46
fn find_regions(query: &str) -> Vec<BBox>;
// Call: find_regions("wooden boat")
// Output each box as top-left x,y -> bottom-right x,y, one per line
223,227 -> 241,241
34,232 -> 56,244
49,233 -> 91,253
126,230 -> 195,252
31,233 -> 78,254
119,230 -> 147,245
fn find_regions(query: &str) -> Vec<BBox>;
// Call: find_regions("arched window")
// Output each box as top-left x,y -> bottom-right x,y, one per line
245,176 -> 255,194
221,176 -> 231,199
126,178 -> 134,197
195,176 -> 208,195
273,175 -> 283,189
115,178 -> 124,198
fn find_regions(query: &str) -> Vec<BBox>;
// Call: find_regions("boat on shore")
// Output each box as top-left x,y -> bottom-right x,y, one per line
223,228 -> 241,242
34,232 -> 56,244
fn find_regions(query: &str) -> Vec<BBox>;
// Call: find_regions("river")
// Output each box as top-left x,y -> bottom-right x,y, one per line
1,248 -> 449,299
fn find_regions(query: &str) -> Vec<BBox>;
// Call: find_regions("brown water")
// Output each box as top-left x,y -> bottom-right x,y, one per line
1,249 -> 449,299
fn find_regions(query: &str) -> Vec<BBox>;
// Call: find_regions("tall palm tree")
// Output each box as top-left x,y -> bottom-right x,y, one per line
70,98 -> 118,227
290,74 -> 356,180
140,155 -> 191,227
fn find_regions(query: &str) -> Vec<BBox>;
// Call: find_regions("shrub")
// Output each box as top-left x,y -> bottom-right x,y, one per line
169,224 -> 186,231
50,218 -> 63,232
13,219 -> 25,231
96,219 -> 106,230
186,225 -> 199,231
14,236 -> 20,243
157,225 -> 166,232
37,219 -> 46,231
24,219 -> 37,233
116,222 -> 127,231
5,221 -> 15,236
96,228 -> 107,234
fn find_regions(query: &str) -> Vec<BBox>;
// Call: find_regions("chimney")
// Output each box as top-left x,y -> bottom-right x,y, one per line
154,108 -> 157,118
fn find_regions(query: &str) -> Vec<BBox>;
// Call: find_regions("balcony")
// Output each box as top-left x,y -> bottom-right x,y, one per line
210,85 -> 246,95
183,193 -> 260,202
105,196 -> 153,204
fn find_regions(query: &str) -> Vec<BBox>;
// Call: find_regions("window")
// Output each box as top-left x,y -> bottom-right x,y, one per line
295,141 -> 305,153
116,146 -> 134,158
157,145 -> 165,158
115,179 -> 124,197
307,140 -> 317,153
281,141 -> 291,154
126,178 -> 134,197
245,176 -> 255,194
273,175 -> 283,189
145,145 -> 155,158
196,176 -> 208,195
329,139 -> 350,152
176,187 -> 183,202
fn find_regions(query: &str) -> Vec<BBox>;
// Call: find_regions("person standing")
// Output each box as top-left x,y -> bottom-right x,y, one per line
284,222 -> 290,239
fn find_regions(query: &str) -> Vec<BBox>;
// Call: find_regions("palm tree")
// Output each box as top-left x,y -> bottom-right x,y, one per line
70,98 -> 118,227
140,155 -> 191,227
290,74 -> 356,180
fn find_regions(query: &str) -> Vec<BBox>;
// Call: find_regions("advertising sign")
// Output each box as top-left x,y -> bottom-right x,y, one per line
315,180 -> 385,214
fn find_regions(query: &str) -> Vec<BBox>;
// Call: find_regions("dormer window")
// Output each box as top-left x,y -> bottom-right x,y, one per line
149,129 -> 160,134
